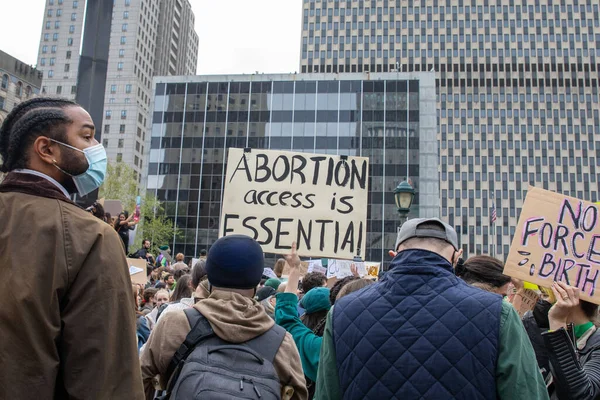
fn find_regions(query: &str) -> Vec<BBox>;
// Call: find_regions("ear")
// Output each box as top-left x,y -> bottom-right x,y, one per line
33,136 -> 60,166
452,248 -> 464,265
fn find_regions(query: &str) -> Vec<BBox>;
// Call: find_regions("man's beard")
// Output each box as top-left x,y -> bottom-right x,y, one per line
57,145 -> 88,194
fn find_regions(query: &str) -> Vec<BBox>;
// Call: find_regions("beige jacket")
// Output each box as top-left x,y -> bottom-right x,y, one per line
0,177 -> 144,399
140,290 -> 308,400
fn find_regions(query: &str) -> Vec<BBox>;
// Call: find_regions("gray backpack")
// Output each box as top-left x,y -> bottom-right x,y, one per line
162,307 -> 286,399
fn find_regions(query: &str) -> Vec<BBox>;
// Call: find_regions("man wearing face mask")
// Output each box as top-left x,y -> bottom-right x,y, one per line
0,98 -> 144,399
316,218 -> 549,400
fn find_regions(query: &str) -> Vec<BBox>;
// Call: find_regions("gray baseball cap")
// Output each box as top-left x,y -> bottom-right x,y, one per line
395,218 -> 459,251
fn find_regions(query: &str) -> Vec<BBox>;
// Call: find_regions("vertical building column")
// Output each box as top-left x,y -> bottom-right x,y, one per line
172,83 -> 188,250
194,82 -> 209,256
74,0 -> 114,206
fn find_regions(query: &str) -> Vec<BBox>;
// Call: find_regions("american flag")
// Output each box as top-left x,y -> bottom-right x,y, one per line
490,202 -> 497,224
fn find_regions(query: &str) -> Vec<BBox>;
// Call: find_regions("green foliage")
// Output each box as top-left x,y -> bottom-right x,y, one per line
133,193 -> 181,256
99,161 -> 179,256
99,162 -> 138,211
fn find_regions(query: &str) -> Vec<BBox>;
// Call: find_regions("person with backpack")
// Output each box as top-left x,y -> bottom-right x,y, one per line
140,234 -> 307,400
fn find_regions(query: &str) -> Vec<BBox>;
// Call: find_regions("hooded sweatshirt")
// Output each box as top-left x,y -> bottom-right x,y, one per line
140,289 -> 308,400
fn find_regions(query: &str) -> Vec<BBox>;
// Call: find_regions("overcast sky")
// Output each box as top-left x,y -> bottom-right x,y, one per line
0,0 -> 301,75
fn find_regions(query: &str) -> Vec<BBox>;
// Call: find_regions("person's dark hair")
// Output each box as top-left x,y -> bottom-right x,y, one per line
170,274 -> 192,302
163,273 -> 173,282
458,255 -> 511,288
337,279 -> 375,300
301,309 -> 330,335
329,276 -> 360,305
191,260 -> 207,289
104,212 -> 112,224
581,300 -> 599,321
86,201 -> 105,220
174,268 -> 189,281
0,97 -> 78,172
302,272 -> 327,294
114,212 -> 126,229
142,288 -> 157,303
273,258 -> 286,278
200,249 -> 207,257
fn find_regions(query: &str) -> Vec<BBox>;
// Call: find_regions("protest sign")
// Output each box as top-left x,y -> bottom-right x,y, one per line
513,289 -> 540,318
127,258 -> 148,285
220,148 -> 369,259
307,260 -> 328,275
326,259 -> 355,279
505,187 -> 600,304
263,268 -> 278,279
104,200 -> 123,216
365,262 -> 380,279
282,261 -> 309,277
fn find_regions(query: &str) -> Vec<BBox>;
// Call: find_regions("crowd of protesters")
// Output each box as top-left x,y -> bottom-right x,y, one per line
2,98 -> 600,400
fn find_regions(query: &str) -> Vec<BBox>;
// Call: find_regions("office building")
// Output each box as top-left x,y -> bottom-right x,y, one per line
36,0 -> 198,182
155,0 -> 199,76
300,0 -> 600,258
0,50 -> 43,124
146,73 -> 438,266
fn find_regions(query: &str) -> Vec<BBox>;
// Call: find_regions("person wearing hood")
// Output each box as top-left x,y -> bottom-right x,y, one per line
140,235 -> 307,400
256,286 -> 278,320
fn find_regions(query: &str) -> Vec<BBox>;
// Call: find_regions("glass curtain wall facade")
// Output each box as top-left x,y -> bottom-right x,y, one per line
147,73 -> 437,267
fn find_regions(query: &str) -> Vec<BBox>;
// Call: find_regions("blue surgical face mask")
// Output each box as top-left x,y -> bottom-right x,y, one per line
51,140 -> 108,196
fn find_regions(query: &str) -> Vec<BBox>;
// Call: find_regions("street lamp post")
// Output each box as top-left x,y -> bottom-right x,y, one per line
394,180 -> 415,226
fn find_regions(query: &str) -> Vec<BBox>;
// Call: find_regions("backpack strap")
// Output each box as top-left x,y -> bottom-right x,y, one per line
164,307 -> 215,389
244,323 -> 286,363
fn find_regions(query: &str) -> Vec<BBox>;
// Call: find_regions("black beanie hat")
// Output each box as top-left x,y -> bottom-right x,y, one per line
206,235 -> 265,290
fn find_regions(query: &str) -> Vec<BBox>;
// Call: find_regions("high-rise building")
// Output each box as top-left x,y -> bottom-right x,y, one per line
36,0 -> 199,182
0,50 -> 43,124
36,0 -> 84,99
300,0 -> 600,259
146,73 -> 438,265
155,0 -> 199,76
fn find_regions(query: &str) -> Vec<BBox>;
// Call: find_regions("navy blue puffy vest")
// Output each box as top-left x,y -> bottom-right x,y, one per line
333,249 -> 502,399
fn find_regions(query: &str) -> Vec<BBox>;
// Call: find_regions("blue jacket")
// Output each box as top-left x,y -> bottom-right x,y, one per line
332,249 -> 503,399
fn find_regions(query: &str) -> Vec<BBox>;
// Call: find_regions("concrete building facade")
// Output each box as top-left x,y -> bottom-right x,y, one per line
36,0 -> 198,182
300,0 -> 600,258
146,73 -> 438,266
0,50 -> 43,125
154,0 -> 199,76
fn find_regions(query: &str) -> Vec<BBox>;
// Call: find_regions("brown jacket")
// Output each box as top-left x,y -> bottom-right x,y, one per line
0,173 -> 144,399
140,290 -> 308,400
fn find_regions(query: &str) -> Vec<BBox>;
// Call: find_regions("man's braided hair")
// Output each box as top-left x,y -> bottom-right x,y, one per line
0,97 -> 78,173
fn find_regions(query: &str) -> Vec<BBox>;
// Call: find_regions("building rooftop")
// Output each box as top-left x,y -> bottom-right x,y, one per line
0,50 -> 43,88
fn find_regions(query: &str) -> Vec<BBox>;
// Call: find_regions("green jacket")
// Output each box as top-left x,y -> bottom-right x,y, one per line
315,301 -> 550,400
275,292 -> 322,382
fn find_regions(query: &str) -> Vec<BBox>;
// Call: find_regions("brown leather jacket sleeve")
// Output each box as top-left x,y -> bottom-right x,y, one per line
60,213 -> 144,399
273,332 -> 309,400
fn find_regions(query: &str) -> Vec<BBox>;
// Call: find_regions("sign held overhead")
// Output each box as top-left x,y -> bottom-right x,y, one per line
220,148 -> 369,260
505,187 -> 600,305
